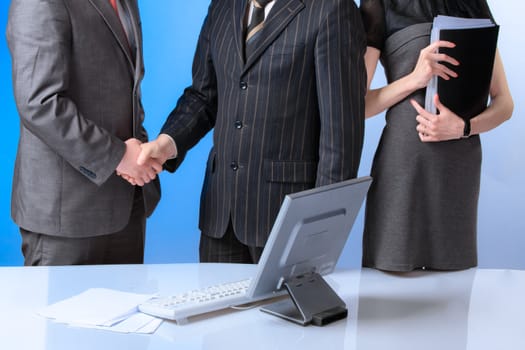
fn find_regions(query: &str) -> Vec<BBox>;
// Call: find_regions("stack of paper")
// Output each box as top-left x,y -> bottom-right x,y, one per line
38,288 -> 162,334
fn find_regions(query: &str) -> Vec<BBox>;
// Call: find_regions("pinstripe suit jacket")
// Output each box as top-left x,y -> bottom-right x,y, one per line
162,0 -> 366,247
7,0 -> 160,237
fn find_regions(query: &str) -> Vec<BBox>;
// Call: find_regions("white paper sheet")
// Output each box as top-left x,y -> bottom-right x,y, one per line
38,288 -> 162,333
70,312 -> 163,334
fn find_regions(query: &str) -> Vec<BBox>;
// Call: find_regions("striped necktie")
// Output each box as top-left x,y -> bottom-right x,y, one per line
245,0 -> 272,56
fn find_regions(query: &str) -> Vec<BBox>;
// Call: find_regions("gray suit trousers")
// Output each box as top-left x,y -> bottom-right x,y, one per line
21,187 -> 146,266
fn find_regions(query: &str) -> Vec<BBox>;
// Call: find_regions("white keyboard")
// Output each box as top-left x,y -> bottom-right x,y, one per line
138,279 -> 252,322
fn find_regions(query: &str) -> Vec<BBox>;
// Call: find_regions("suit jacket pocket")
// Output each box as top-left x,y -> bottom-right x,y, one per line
264,159 -> 317,184
268,42 -> 306,57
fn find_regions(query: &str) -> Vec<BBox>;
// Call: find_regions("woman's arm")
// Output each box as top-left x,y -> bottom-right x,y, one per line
470,50 -> 513,135
411,50 -> 513,141
364,41 -> 459,118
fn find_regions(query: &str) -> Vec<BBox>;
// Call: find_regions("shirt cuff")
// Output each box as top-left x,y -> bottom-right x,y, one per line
159,133 -> 178,159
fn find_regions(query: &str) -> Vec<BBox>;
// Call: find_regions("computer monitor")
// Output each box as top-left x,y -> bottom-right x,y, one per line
139,176 -> 372,325
248,176 -> 372,326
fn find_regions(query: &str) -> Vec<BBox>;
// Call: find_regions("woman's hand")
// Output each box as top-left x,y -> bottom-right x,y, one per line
408,40 -> 460,90
410,94 -> 465,142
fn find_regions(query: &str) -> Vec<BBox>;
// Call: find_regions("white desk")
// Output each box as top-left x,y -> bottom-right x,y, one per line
0,264 -> 523,349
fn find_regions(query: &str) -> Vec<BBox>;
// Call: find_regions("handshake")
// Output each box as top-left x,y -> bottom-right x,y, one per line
115,134 -> 176,186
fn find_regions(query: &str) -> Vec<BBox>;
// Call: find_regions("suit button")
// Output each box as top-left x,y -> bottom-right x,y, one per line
239,81 -> 248,90
230,161 -> 239,171
234,120 -> 243,129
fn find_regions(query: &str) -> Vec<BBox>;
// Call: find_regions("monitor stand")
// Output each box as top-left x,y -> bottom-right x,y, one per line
260,272 -> 347,326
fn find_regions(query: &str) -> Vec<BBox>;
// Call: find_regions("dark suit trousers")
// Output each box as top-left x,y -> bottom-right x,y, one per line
20,187 -> 146,266
199,219 -> 264,264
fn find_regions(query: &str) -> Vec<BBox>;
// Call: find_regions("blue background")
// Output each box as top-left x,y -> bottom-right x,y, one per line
0,1 -> 523,268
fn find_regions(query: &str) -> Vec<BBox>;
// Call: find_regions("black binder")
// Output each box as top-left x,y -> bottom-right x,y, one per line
425,17 -> 499,120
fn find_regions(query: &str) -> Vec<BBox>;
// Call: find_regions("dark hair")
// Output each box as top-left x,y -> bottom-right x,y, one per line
386,0 -> 492,20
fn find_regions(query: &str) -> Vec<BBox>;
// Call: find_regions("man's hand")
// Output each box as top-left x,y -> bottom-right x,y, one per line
116,138 -> 163,186
137,134 -> 177,167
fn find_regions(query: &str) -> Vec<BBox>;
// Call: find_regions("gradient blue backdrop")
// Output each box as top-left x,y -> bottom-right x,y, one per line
1,1 -> 523,268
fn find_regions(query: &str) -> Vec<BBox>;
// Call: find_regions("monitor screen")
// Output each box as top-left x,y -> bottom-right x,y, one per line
247,176 -> 372,299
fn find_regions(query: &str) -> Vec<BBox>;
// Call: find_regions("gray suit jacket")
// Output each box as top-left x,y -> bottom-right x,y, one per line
162,0 -> 366,247
7,0 -> 160,237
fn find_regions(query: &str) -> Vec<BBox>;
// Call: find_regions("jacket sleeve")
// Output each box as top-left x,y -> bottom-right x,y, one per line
6,0 -> 126,186
314,0 -> 367,186
160,5 -> 218,173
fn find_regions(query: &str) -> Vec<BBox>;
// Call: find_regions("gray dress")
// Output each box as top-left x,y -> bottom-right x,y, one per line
360,0 -> 493,271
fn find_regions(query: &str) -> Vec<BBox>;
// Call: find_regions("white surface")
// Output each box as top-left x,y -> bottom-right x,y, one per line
0,264 -> 523,350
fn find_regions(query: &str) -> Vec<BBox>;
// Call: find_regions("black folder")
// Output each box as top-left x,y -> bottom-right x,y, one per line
425,18 -> 499,120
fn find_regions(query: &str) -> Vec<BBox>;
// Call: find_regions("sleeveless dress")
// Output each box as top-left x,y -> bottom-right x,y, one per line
360,0 -> 493,271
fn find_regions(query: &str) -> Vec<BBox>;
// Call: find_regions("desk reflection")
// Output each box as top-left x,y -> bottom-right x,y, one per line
197,271 -> 361,350
355,269 -> 476,350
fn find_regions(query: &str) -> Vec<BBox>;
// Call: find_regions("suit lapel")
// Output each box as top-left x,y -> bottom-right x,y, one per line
243,0 -> 304,73
120,0 -> 142,75
87,0 -> 136,73
233,0 -> 249,65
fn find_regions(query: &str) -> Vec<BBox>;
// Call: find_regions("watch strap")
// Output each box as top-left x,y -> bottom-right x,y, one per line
462,118 -> 471,138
